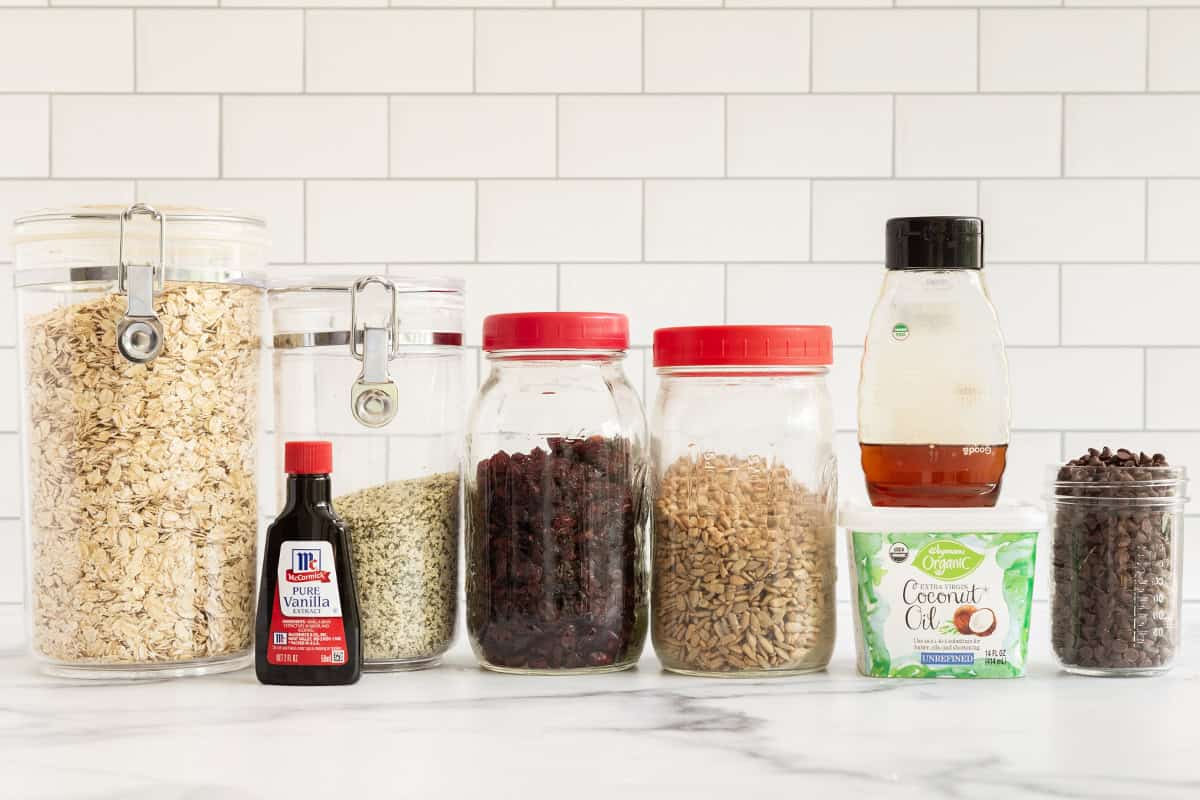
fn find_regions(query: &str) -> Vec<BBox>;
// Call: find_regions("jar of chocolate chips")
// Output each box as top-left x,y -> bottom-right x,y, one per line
465,313 -> 648,674
1049,448 -> 1188,676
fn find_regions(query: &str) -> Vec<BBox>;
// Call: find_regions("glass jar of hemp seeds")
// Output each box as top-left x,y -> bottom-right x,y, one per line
270,273 -> 465,671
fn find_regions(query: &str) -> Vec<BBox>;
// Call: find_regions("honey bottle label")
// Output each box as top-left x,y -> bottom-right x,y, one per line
266,541 -> 348,667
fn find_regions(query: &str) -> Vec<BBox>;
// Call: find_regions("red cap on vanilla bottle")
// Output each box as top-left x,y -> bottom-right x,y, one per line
284,441 -> 333,475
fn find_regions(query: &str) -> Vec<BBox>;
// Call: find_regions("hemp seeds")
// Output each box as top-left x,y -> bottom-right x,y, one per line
337,473 -> 460,667
652,454 -> 836,675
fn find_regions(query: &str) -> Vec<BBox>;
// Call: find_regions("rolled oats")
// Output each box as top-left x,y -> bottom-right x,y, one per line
26,283 -> 261,666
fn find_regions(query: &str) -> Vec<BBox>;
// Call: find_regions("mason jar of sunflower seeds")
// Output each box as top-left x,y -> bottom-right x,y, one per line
650,325 -> 838,677
14,203 -> 267,679
269,272 -> 464,671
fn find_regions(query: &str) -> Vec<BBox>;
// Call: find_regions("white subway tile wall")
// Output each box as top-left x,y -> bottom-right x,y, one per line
2,5 -> 1199,600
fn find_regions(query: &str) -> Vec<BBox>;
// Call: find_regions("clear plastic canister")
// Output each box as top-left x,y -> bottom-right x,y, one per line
465,312 -> 648,674
269,274 -> 464,671
650,325 -> 837,677
1048,461 -> 1187,676
13,204 -> 267,679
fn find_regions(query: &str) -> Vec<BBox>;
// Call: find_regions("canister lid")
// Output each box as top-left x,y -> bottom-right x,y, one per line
482,312 -> 628,351
270,272 -> 464,350
886,216 -> 983,271
12,204 -> 268,288
653,325 -> 832,368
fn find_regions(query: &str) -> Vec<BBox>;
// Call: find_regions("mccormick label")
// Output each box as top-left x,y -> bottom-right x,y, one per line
267,541 -> 348,667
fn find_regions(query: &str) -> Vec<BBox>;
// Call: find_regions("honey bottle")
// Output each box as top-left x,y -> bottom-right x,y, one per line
858,217 -> 1010,507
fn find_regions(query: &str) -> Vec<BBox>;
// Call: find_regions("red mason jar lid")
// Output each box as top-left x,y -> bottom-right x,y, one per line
483,312 -> 629,351
285,441 -> 333,475
653,325 -> 833,367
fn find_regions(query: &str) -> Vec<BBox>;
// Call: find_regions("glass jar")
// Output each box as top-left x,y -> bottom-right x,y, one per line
13,203 -> 267,679
269,273 -> 464,671
1048,456 -> 1188,676
859,216 -> 1010,507
465,312 -> 648,674
650,325 -> 837,677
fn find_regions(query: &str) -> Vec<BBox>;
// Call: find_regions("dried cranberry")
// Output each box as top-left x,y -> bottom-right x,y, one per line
467,436 -> 646,671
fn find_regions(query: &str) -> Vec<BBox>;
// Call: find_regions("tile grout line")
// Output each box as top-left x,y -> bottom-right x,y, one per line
301,9 -> 307,93
808,9 -> 815,92
1144,179 -> 1151,260
890,95 -> 897,178
1059,93 -> 1066,178
1057,264 -> 1063,346
640,179 -> 646,262
722,95 -> 728,178
17,3 -> 1200,8
471,10 -> 478,93
46,96 -> 53,178
1144,8 -> 1151,92
131,9 -> 138,93
975,8 -> 981,92
640,9 -> 646,93
722,263 -> 729,323
808,179 -> 814,261
1143,347 -> 1149,429
217,95 -> 223,177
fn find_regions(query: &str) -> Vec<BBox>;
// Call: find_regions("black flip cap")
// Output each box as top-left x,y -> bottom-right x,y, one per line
886,216 -> 983,270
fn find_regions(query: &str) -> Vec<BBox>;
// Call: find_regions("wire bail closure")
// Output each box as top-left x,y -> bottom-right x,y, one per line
349,275 -> 401,428
115,203 -> 166,364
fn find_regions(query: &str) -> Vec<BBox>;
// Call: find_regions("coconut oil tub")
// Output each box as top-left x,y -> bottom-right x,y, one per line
842,505 -> 1043,678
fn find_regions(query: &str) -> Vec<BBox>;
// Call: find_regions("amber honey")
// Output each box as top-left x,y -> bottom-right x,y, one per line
860,443 -> 1007,507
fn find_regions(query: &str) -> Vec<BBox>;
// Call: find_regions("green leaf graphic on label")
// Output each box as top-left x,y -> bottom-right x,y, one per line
891,323 -> 910,342
913,540 -> 984,581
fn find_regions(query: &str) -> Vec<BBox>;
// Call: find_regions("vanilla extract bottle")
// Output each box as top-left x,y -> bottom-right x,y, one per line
858,217 -> 1011,507
256,441 -> 361,685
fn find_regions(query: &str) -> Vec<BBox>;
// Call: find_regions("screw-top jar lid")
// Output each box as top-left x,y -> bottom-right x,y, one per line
285,441 -> 333,475
653,325 -> 833,367
483,312 -> 629,351
886,216 -> 983,271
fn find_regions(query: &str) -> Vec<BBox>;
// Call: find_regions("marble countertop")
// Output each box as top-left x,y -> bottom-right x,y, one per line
2,604 -> 1197,800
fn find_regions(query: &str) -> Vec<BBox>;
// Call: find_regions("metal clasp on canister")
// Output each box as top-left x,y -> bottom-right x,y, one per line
349,275 -> 401,428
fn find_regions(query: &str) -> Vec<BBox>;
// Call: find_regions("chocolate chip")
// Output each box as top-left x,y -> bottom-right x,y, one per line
1051,447 -> 1183,673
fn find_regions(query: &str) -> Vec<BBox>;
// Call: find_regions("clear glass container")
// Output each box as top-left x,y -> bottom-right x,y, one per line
465,312 -> 648,674
13,203 -> 267,679
1048,462 -> 1187,676
859,217 -> 1010,507
269,273 -> 464,671
650,325 -> 837,677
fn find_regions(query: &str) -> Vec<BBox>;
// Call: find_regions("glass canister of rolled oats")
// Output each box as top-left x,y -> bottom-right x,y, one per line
650,325 -> 838,677
269,272 -> 464,671
14,203 -> 267,679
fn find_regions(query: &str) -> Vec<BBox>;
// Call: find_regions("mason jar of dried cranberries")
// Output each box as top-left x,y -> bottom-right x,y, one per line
650,325 -> 838,677
465,312 -> 648,674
